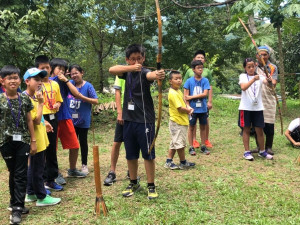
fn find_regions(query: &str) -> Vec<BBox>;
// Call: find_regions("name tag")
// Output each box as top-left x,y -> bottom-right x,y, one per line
128,103 -> 135,111
196,101 -> 202,108
49,114 -> 55,120
72,113 -> 79,119
13,134 -> 22,141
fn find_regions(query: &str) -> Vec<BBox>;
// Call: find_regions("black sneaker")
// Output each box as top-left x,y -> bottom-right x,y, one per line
200,146 -> 210,155
10,207 -> 22,224
104,171 -> 116,186
7,206 -> 29,214
189,147 -> 196,156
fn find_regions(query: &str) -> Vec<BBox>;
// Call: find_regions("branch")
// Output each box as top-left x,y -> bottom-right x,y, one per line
170,0 -> 238,9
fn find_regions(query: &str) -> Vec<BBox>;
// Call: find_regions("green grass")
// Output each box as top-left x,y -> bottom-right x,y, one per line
1,96 -> 300,224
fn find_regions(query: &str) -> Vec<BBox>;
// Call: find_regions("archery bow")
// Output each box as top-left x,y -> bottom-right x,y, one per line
238,17 -> 283,135
148,0 -> 163,154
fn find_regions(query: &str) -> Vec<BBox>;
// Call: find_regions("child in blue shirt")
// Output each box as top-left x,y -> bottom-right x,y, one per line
184,60 -> 210,155
67,64 -> 98,174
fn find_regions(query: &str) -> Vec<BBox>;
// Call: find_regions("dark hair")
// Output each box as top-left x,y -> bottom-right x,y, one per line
69,64 -> 84,74
35,55 -> 50,68
193,49 -> 206,58
50,58 -> 68,75
243,58 -> 255,68
0,65 -> 20,78
125,44 -> 145,58
191,60 -> 203,69
169,71 -> 181,80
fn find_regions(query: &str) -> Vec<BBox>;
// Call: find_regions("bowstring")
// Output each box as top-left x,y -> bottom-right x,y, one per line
139,0 -> 151,153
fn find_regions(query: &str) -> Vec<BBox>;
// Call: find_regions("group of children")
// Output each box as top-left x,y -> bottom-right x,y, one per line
0,43 -> 282,224
0,56 -> 98,224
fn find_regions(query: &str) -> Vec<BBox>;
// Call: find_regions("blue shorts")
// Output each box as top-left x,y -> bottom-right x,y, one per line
239,110 -> 264,128
189,113 -> 207,126
123,121 -> 155,160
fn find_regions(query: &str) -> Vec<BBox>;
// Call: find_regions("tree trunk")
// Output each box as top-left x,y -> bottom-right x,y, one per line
276,26 -> 287,113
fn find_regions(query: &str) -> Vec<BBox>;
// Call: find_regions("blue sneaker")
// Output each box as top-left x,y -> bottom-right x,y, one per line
243,151 -> 254,161
45,181 -> 63,191
258,151 -> 273,160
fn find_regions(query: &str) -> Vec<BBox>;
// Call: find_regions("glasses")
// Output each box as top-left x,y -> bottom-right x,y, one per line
128,57 -> 144,62
4,76 -> 20,81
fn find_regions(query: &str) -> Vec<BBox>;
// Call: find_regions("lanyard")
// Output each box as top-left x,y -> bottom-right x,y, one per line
24,91 -> 36,100
42,81 -> 53,109
247,74 -> 256,97
6,93 -> 22,129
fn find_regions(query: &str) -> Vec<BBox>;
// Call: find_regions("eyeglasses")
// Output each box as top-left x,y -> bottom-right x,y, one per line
128,57 -> 144,62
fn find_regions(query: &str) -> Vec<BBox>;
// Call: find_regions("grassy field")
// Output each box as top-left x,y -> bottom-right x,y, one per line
1,96 -> 300,224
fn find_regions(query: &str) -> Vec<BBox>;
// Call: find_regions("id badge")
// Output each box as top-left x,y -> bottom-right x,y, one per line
49,114 -> 55,120
253,97 -> 258,105
72,113 -> 79,119
196,100 -> 202,108
13,134 -> 22,141
128,102 -> 135,111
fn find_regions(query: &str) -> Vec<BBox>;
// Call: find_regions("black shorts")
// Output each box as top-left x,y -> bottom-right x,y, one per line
239,110 -> 264,128
189,113 -> 208,126
114,122 -> 124,142
123,121 -> 155,160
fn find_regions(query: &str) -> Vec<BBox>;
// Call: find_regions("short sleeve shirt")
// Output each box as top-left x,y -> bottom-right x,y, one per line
67,81 -> 98,128
120,68 -> 154,123
183,77 -> 210,113
0,93 -> 33,146
238,73 -> 264,111
49,76 -> 71,121
28,96 -> 49,152
168,88 -> 189,125
42,80 -> 63,115
113,76 -> 126,105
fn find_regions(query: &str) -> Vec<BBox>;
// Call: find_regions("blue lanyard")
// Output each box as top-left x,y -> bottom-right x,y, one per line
6,93 -> 22,129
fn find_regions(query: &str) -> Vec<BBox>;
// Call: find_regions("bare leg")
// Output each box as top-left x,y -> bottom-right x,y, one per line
167,149 -> 176,159
188,125 -> 195,146
242,127 -> 250,151
206,118 -> 210,140
193,125 -> 197,142
144,159 -> 155,183
177,148 -> 185,161
69,148 -> 79,169
110,142 -> 122,172
127,159 -> 138,180
255,127 -> 265,151
200,124 -> 206,145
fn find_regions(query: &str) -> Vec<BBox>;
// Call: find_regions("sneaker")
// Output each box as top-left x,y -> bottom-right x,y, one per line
147,186 -> 158,200
179,161 -> 196,169
164,161 -> 179,170
243,151 -> 254,161
10,207 -> 22,225
7,206 -> 29,214
200,146 -> 210,155
67,169 -> 87,178
104,171 -> 116,186
36,195 -> 61,207
122,183 -> 140,197
55,173 -> 66,185
25,194 -> 37,202
193,140 -> 200,148
81,164 -> 89,175
189,147 -> 196,156
45,181 -> 63,191
258,151 -> 273,160
46,189 -> 51,196
205,140 -> 213,148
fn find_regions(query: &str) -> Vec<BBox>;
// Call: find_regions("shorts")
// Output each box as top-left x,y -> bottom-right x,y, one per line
169,120 -> 188,150
114,122 -> 124,142
189,113 -> 208,126
239,110 -> 264,128
57,119 -> 80,149
123,121 -> 155,160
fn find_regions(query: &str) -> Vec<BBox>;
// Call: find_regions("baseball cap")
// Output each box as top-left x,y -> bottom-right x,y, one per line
23,68 -> 47,80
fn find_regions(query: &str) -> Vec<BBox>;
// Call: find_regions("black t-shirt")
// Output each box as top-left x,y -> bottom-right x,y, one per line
291,126 -> 300,143
120,68 -> 155,123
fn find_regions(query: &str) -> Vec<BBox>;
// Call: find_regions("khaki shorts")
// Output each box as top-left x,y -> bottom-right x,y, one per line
169,120 -> 188,150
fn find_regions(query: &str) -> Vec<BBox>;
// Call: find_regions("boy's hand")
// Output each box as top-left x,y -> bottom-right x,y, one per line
117,111 -> 124,125
155,70 -> 165,80
30,141 -> 37,155
294,142 -> 300,147
131,64 -> 142,72
53,102 -> 61,110
58,73 -> 68,82
36,91 -> 44,104
45,120 -> 54,132
187,106 -> 194,115
207,101 -> 212,110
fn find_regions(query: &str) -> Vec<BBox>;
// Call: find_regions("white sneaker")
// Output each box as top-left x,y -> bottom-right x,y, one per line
81,164 -> 89,175
243,151 -> 254,161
